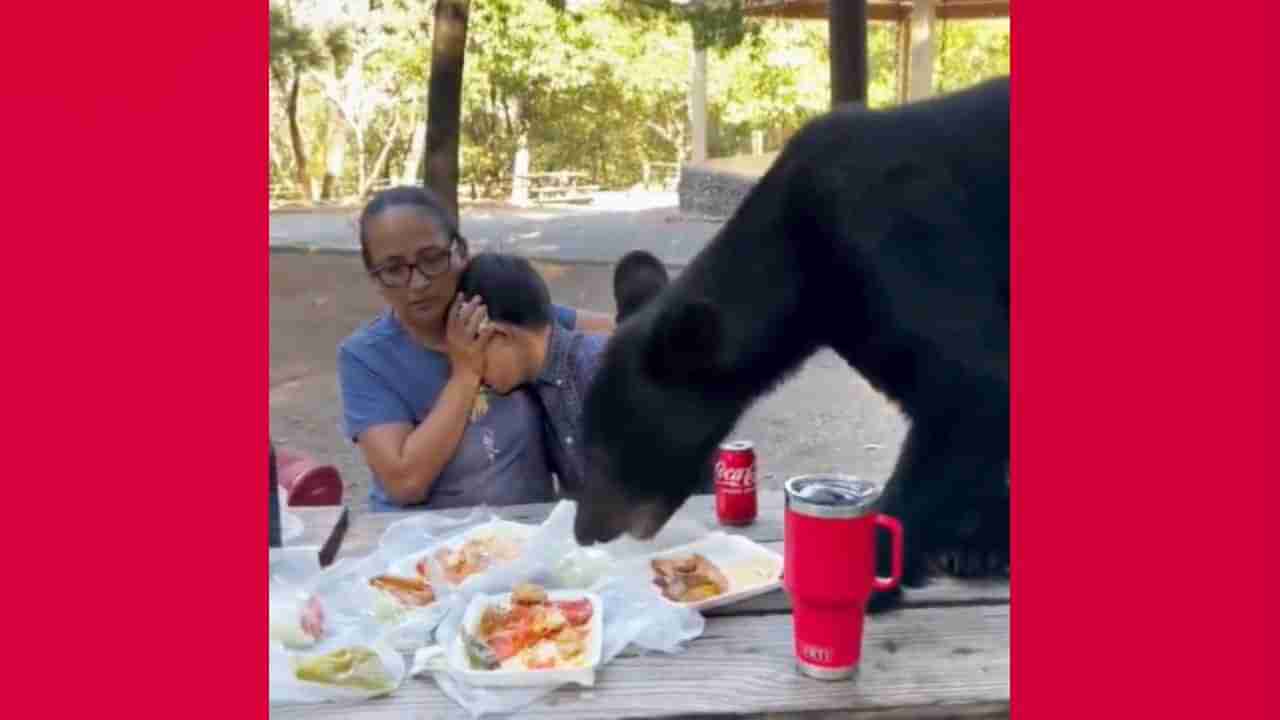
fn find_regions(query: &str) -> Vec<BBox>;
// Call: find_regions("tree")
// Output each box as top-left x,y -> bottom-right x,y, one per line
308,0 -> 432,198
423,0 -> 760,213
269,2 -> 326,196
934,19 -> 1010,94
267,2 -> 1009,204
424,0 -> 471,220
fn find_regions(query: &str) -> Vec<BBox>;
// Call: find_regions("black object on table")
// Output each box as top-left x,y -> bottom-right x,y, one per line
269,440 -> 282,548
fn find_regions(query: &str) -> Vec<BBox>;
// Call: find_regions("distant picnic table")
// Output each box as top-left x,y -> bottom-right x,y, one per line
278,492 -> 1010,719
516,171 -> 600,204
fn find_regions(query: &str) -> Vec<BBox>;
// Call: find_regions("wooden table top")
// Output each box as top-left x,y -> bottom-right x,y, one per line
279,493 -> 1009,719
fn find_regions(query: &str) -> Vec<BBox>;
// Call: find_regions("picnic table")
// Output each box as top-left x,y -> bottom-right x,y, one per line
515,171 -> 600,204
279,492 -> 1009,719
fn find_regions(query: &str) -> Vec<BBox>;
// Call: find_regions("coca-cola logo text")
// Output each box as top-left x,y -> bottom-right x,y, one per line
715,461 -> 756,489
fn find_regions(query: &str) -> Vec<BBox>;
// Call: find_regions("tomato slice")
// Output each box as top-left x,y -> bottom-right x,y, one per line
555,599 -> 593,626
486,631 -> 520,662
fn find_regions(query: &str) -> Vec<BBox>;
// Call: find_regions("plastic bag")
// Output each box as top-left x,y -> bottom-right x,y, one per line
269,546 -> 322,587
320,506 -> 514,653
270,638 -> 406,705
270,499 -> 711,711
408,500 -> 707,718
412,575 -> 704,718
526,499 -> 713,587
269,509 -> 503,704
269,568 -> 406,704
378,506 -> 495,559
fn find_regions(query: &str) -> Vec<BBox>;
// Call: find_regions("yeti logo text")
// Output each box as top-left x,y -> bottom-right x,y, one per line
800,644 -> 834,663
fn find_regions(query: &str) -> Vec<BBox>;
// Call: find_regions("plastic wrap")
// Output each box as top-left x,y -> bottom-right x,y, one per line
269,500 -> 711,713
408,500 -> 707,717
269,508 -> 505,703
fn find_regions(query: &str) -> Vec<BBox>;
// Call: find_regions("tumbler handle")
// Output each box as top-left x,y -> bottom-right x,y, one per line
871,514 -> 903,592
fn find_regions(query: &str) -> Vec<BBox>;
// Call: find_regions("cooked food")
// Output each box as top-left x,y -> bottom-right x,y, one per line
424,534 -> 524,585
512,582 -> 548,605
722,558 -> 782,589
294,646 -> 396,692
369,574 -> 435,607
651,553 -> 730,603
270,594 -> 325,649
462,627 -> 500,670
468,585 -> 595,671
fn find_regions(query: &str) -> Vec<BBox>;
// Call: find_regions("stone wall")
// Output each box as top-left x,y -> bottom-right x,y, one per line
677,153 -> 777,219
677,165 -> 753,218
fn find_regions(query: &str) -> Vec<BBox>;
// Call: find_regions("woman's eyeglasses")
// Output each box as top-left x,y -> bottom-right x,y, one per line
369,235 -> 462,289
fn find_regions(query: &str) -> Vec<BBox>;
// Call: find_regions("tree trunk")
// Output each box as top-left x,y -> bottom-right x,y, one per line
829,0 -> 868,107
423,0 -> 471,223
354,125 -> 367,198
269,137 -> 288,189
322,115 -> 347,200
689,45 -> 707,163
286,72 -> 311,198
401,111 -> 427,185
361,114 -> 402,197
508,96 -> 529,205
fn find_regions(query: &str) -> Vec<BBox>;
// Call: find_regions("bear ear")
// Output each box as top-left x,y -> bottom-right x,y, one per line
645,297 -> 724,381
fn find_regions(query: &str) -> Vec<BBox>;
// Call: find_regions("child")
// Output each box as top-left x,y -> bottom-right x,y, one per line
613,250 -> 670,324
456,252 -> 667,496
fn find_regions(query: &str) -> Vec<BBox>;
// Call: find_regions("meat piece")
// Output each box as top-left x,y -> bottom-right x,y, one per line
485,630 -> 521,662
369,575 -> 435,607
652,554 -> 729,602
300,595 -> 325,639
555,626 -> 586,660
553,599 -> 594,626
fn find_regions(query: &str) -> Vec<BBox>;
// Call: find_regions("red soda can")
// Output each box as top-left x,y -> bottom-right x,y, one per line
714,440 -> 758,526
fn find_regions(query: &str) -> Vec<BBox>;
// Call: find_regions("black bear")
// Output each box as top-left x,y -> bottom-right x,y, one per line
575,77 -> 1010,613
613,250 -> 671,325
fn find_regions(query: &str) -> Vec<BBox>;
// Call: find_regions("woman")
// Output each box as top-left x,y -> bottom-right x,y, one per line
338,186 -> 614,511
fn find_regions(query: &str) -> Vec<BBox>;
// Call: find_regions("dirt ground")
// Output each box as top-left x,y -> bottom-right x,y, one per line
270,252 -> 908,519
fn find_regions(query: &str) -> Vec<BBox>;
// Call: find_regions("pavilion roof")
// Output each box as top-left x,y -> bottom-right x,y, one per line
742,0 -> 1010,22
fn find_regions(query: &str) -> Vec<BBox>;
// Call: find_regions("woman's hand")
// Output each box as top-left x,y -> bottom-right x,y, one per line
444,293 -> 493,381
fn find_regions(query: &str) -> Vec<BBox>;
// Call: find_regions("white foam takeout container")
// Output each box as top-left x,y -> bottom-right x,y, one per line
370,519 -> 539,638
385,519 -> 538,589
630,532 -> 784,612
414,590 -> 604,688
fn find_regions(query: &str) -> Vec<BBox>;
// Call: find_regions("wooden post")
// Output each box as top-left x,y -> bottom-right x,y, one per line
897,13 -> 912,104
690,44 -> 708,162
829,0 -> 868,107
908,0 -> 936,101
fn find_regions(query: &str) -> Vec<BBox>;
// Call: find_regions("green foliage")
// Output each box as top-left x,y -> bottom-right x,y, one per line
604,0 -> 760,51
935,18 -> 1010,93
269,3 -> 325,85
270,2 -> 1010,199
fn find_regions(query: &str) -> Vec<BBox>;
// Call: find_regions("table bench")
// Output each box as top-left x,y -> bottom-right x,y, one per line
279,492 -> 1009,719
516,171 -> 600,204
643,161 -> 681,192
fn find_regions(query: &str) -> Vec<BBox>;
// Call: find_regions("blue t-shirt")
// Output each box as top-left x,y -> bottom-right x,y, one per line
338,305 -> 577,512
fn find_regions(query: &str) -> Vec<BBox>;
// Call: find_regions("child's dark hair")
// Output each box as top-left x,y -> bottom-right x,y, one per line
358,185 -> 467,270
613,250 -> 670,323
457,253 -> 553,329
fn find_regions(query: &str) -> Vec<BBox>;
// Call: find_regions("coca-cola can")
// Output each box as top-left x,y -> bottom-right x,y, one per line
714,440 -> 758,526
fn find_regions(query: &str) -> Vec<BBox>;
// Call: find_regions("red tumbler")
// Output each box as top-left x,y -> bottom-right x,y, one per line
783,474 -> 903,680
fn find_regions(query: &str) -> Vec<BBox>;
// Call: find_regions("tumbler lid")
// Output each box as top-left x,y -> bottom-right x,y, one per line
784,474 -> 881,519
